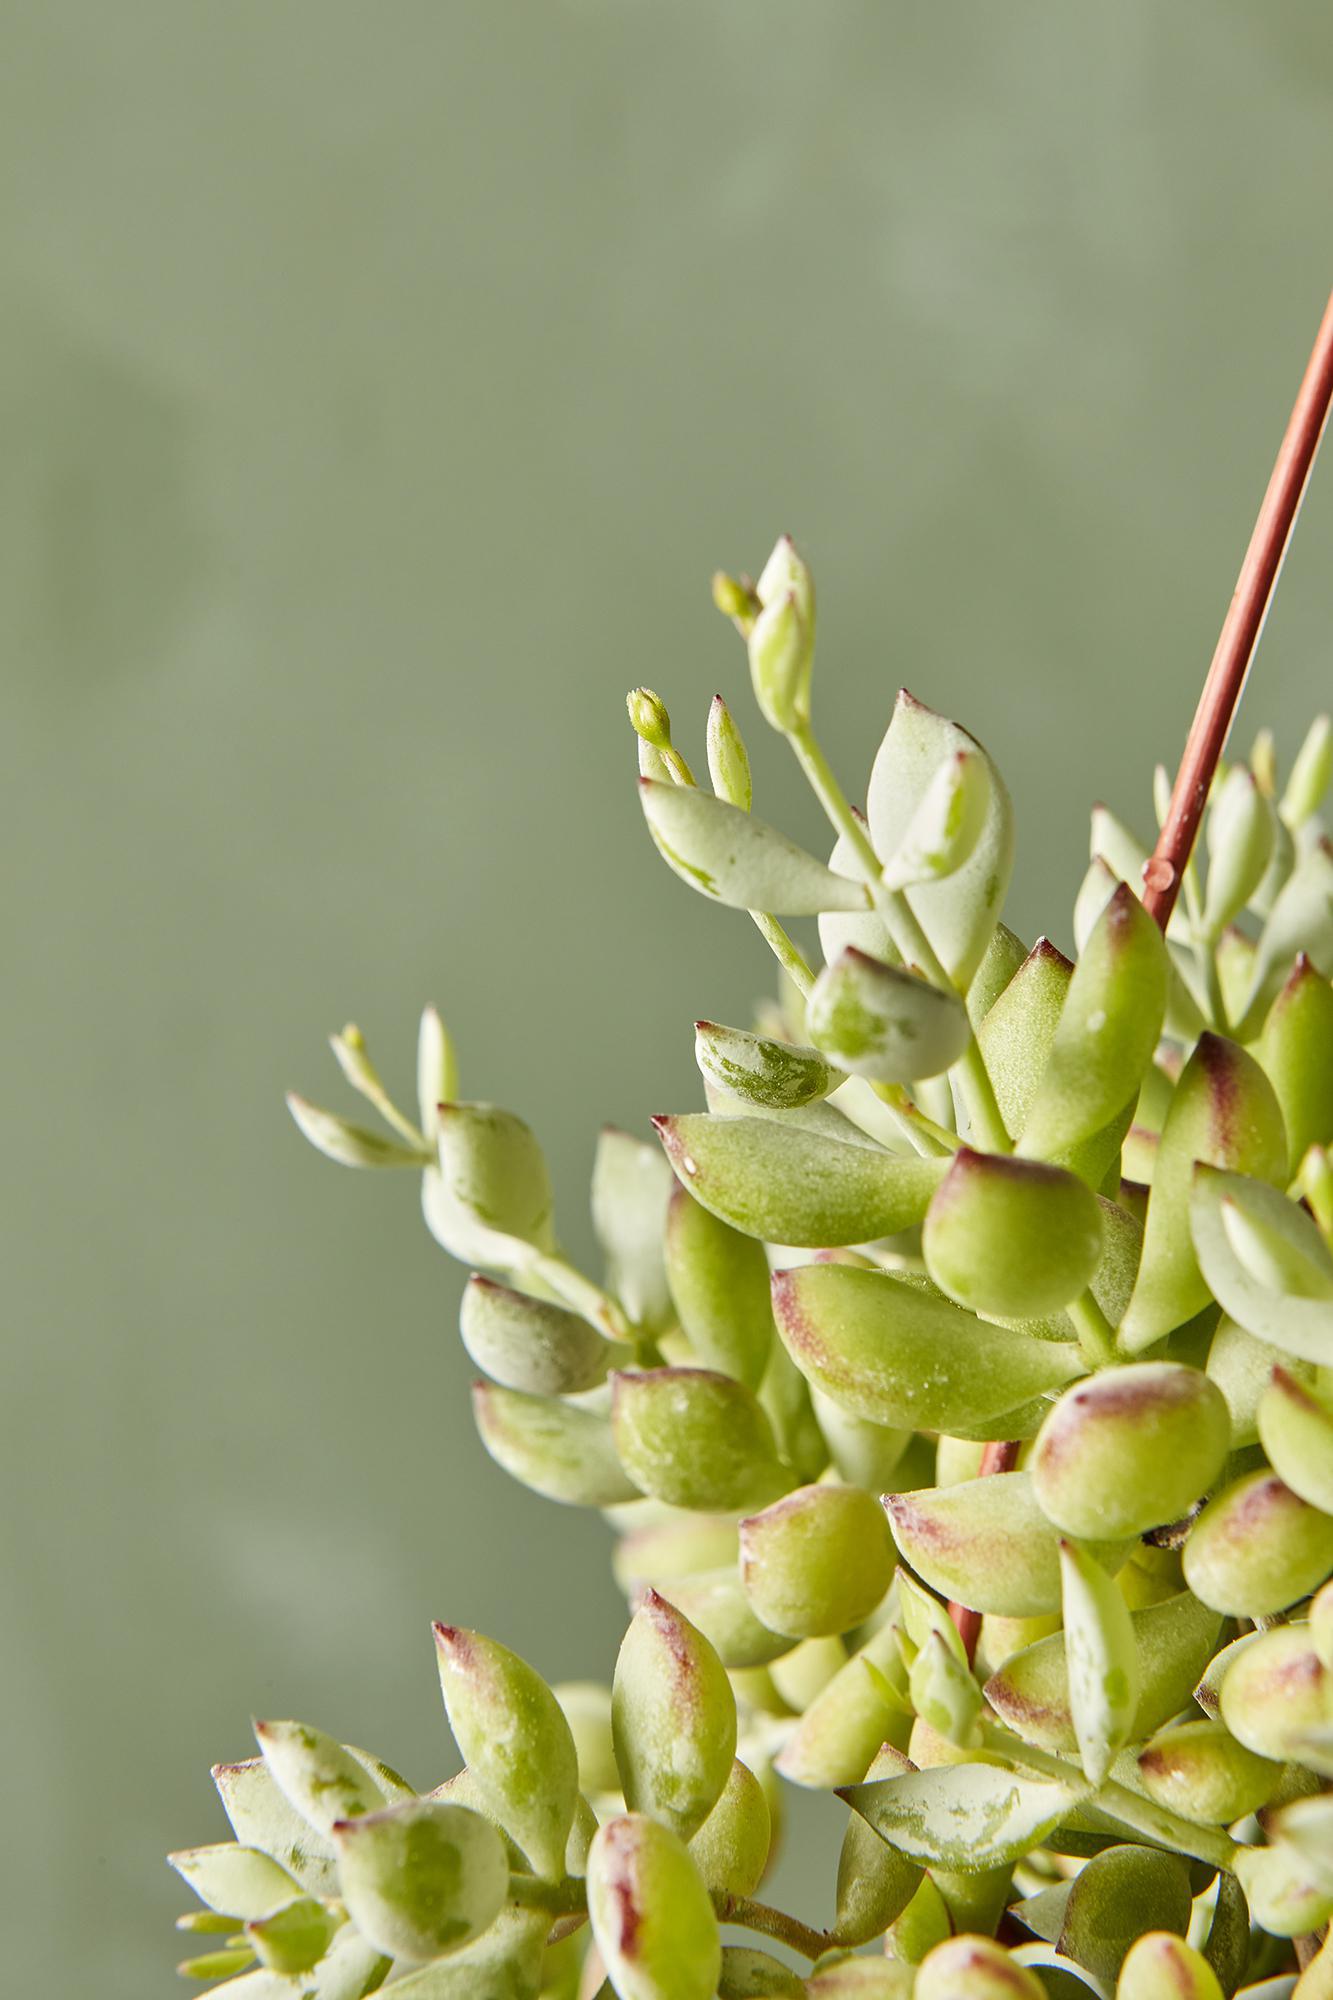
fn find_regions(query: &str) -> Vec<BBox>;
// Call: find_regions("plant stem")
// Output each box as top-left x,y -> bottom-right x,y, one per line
715,1894 -> 831,1962
1144,289 -> 1333,931
1067,1289 -> 1116,1369
509,1874 -> 591,1918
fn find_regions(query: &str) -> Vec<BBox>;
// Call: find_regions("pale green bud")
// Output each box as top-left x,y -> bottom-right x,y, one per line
755,532 -> 814,621
886,1472 -> 1131,1620
1183,1466 -> 1333,1616
611,1367 -> 789,1512
915,1936 -> 1045,2000
1233,1839 -> 1333,1938
1059,1538 -> 1139,1784
433,1624 -> 579,1879
591,1126 -> 674,1334
253,1719 -> 385,1838
807,948 -> 971,1085
923,1148 -> 1103,1317
665,1186 -> 774,1391
772,1260 -> 1082,1437
416,1005 -> 458,1146
460,1276 -> 615,1397
880,748 -> 990,892
472,1380 -> 640,1508
1217,1623 -> 1332,1763
1258,1365 -> 1333,1514
706,695 -> 752,811
1031,1364 -> 1230,1539
1137,1717 -> 1282,1825
1260,953 -> 1333,1174
1202,764 -> 1275,935
1252,727 -> 1278,795
587,1813 -> 721,2000
167,1843 -> 301,1919
686,1757 -> 770,1897
627,687 -> 674,752
1281,713 -> 1333,829
425,1103 -> 555,1267
639,779 -> 867,914
740,1483 -> 894,1639
693,1019 -> 835,1112
612,1590 -> 736,1841
286,1093 -> 425,1168
748,590 -> 812,734
1115,1931 -> 1224,2000
331,1797 -> 507,1963
712,569 -> 761,627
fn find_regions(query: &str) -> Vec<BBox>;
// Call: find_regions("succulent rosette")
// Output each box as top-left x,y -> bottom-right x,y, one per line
173,539 -> 1333,1999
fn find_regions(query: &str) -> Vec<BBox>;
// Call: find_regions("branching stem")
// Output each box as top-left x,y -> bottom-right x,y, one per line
715,1894 -> 831,1962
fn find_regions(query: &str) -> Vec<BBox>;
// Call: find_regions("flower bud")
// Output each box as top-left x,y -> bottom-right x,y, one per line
1202,765 -> 1276,935
587,1813 -> 721,2000
1258,1366 -> 1333,1515
612,1590 -> 737,1842
694,1019 -> 835,1112
740,1484 -> 894,1639
922,1149 -> 1103,1318
1182,1467 -> 1333,1617
611,1368 -> 789,1512
1260,955 -> 1333,1173
665,1186 -> 774,1391
460,1275 -> 615,1397
880,749 -> 991,892
686,1757 -> 770,1897
1030,1364 -> 1230,1540
717,1946 -> 807,1998
627,687 -> 674,752
1281,713 -> 1333,828
748,591 -> 812,735
1218,1623 -> 1332,1763
591,1126 -> 674,1333
1234,1840 -> 1333,1938
984,1590 -> 1222,1754
426,1104 -> 556,1265
886,1472 -> 1130,1619
915,1936 -> 1045,2000
167,1843 -> 301,1919
433,1624 -> 579,1880
712,569 -> 760,627
807,949 -> 970,1086
1119,1034 -> 1287,1353
706,695 -> 752,811
331,1798 -> 507,1963
252,1719 -> 384,1838
1137,1717 -> 1282,1825
472,1381 -> 639,1508
771,1262 -> 1082,1438
1116,1933 -> 1225,2000
285,1093 -> 425,1169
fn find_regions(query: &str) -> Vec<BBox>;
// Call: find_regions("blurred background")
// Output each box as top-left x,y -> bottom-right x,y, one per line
4,3 -> 1332,1990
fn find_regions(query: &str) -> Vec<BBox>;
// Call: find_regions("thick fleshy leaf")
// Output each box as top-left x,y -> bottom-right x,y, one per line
433,1625 -> 579,1880
866,690 -> 1014,986
552,1681 -> 618,1797
591,1126 -> 675,1332
1281,713 -> 1333,828
1114,1931 -> 1226,2000
416,1006 -> 458,1147
1215,1623 -> 1333,1764
839,1763 -> 1089,1870
717,1946 -> 807,1999
966,921 -> 1029,1028
806,1962 -> 915,1998
383,1908 -> 549,1999
834,1744 -> 923,1945
886,1472 -> 1132,1618
665,1186 -> 774,1389
1259,1367 -> 1333,1513
1020,884 -> 1168,1163
331,1798 -> 508,1963
1234,1840 -> 1333,1939
693,1019 -> 835,1111
740,1483 -> 894,1638
1260,955 -> 1333,1174
1182,1467 -> 1333,1617
922,1149 -> 1103,1317
639,777 -> 868,914
686,1757 -> 771,1898
772,1262 -> 1084,1436
650,1566 -> 791,1670
881,746 -> 992,891
587,1813 -> 721,2000
653,1112 -> 948,1247
460,1276 -> 616,1396
243,1898 -> 337,1977
813,1388 -> 911,1489
286,1095 -> 426,1168
1059,1844 -> 1194,1990
1190,1167 -> 1333,1366
610,1510 -> 741,1592
167,1844 -> 301,1919
1271,1793 -> 1333,1895
908,1630 -> 983,1747
612,1590 -> 737,1841
1059,1539 -> 1139,1783
1136,1718 -> 1282,1825
472,1381 -> 640,1507
984,1591 -> 1223,1753
611,1368 -> 789,1512
977,937 -> 1071,1141
1031,1363 -> 1231,1538
916,1936 -> 1046,2000
210,1760 -> 337,1896
1206,1314 -> 1316,1447
253,1721 -> 385,1838
706,695 -> 752,811
1202,765 -> 1276,937
425,1104 -> 556,1266
1235,838 -> 1333,1037
1119,1035 -> 1288,1353
806,949 -> 971,1084
775,1622 -> 911,1788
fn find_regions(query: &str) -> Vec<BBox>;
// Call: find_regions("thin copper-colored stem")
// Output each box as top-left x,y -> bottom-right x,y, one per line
1143,290 -> 1333,929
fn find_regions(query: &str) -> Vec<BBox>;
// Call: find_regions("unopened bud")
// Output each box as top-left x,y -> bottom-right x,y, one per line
712,569 -> 760,628
626,686 -> 674,751
706,695 -> 753,810
747,590 -> 812,735
286,1094 -> 424,1169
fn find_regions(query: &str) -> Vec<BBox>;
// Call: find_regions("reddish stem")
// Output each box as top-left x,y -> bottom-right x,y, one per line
1143,289 -> 1333,929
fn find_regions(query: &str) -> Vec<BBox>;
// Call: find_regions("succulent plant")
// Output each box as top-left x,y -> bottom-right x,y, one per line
169,320 -> 1333,2000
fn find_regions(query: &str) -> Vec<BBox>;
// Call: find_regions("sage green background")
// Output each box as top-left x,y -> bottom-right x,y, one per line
5,4 -> 1333,1990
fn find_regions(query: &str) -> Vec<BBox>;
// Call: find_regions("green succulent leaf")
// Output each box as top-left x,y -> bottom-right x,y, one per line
806,948 -> 971,1084
612,1589 -> 737,1841
253,1719 -> 387,1839
472,1381 -> 641,1507
1058,1845 -> 1193,1991
640,776 -> 868,913
210,1759 -> 338,1896
740,1482 -> 895,1638
590,1126 -> 675,1333
886,1471 -> 1133,1619
694,1018 -> 836,1111
587,1812 -> 722,2000
382,1908 -> 550,1999
611,1368 -> 790,1512
167,1843 -> 302,1919
1059,1539 -> 1140,1784
880,744 -> 992,891
460,1275 -> 617,1396
839,1762 -> 1089,1870
915,1936 -> 1046,2000
331,1797 -> 509,1963
922,1148 -> 1104,1317
665,1185 -> 775,1390
1257,1365 -> 1333,1513
1235,837 -> 1333,1036
1190,1165 -> 1333,1366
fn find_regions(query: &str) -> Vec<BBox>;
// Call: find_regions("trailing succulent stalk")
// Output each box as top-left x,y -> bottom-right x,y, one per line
169,320 -> 1333,2000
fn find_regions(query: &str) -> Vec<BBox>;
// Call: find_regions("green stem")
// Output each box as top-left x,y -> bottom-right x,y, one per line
1067,1289 -> 1116,1369
748,911 -> 816,995
509,1875 -> 590,1918
522,1251 -> 635,1349
715,1894 -> 831,1962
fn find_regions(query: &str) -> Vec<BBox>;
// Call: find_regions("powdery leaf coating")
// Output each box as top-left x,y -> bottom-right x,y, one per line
587,1813 -> 721,2000
653,1112 -> 948,1248
611,1368 -> 789,1513
424,1103 -> 556,1267
1191,1165 -> 1333,1367
1030,1363 -> 1230,1540
922,1149 -> 1103,1318
771,1262 -> 1084,1438
1113,1929 -> 1224,2000
806,949 -> 971,1085
914,1934 -> 1046,2000
612,1590 -> 737,1842
331,1798 -> 508,1964
1059,1540 -> 1140,1785
639,777 -> 868,914
253,1719 -> 386,1839
432,1625 -> 579,1881
740,1482 -> 894,1638
866,690 -> 1014,987
1136,1718 -> 1282,1825
1182,1467 -> 1333,1617
886,1472 -> 1133,1619
460,1276 -> 615,1397
472,1380 -> 640,1508
839,1763 -> 1089,1871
